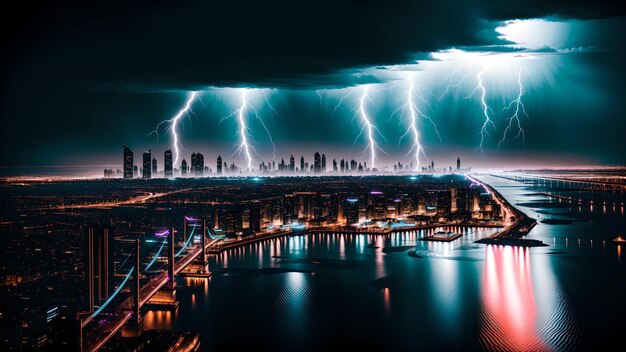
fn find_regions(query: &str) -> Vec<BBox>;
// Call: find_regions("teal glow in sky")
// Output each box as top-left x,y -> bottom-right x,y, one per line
2,2 -> 625,169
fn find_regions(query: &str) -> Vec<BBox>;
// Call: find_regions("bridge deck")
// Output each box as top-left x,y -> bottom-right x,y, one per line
82,239 -> 216,352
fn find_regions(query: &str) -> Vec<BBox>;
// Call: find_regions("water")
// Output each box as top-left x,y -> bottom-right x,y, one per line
146,175 -> 626,351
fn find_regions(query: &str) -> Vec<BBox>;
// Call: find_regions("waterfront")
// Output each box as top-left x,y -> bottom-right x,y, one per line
147,175 -> 625,351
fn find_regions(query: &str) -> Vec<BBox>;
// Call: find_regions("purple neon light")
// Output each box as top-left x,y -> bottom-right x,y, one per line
155,229 -> 170,237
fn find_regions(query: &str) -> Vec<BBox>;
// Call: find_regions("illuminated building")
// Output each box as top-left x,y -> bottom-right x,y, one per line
344,198 -> 360,225
142,149 -> 151,179
314,152 -> 321,173
123,145 -> 133,179
367,191 -> 387,219
85,227 -> 114,311
191,152 -> 204,176
217,155 -> 222,175
164,149 -> 173,177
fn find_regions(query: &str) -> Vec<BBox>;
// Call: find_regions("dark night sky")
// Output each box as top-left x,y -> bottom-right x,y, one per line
1,1 -> 625,169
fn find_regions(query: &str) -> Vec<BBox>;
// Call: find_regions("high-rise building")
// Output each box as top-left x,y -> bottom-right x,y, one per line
457,157 -> 461,170
321,154 -> 326,173
350,159 -> 357,171
217,155 -> 223,175
164,149 -> 173,177
142,149 -> 151,179
289,155 -> 295,173
300,156 -> 305,173
191,152 -> 204,176
181,159 -> 188,176
344,198 -> 360,225
85,227 -> 114,310
314,152 -> 321,173
133,165 -> 138,178
123,145 -> 134,179
333,159 -> 338,172
152,158 -> 157,175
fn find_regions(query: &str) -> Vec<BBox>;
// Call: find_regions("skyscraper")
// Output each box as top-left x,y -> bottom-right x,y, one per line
217,155 -> 223,175
85,227 -> 114,310
321,154 -> 326,173
289,154 -> 295,173
142,149 -> 151,179
152,157 -> 157,175
314,152 -> 321,173
457,157 -> 461,171
300,156 -> 305,174
333,159 -> 338,172
164,149 -> 173,177
181,159 -> 188,176
191,152 -> 204,176
123,145 -> 133,179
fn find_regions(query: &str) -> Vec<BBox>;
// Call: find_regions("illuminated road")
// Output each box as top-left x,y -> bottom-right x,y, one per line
48,188 -> 192,210
81,238 -> 217,352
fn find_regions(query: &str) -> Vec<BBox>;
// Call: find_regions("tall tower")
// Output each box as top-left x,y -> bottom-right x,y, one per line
142,149 -> 152,179
314,152 -> 321,174
321,154 -> 326,173
85,227 -> 114,311
217,155 -> 223,175
181,159 -> 188,176
457,157 -> 461,171
300,156 -> 305,173
123,145 -> 133,179
152,158 -> 157,175
196,153 -> 204,176
289,155 -> 295,173
164,149 -> 173,177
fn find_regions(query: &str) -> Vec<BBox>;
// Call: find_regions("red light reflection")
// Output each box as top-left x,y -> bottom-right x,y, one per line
480,245 -> 546,350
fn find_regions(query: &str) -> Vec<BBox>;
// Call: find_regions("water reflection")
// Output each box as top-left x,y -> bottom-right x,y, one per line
480,245 -> 545,350
275,272 -> 312,344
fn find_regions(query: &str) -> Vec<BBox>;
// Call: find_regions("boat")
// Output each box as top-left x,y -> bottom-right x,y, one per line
613,235 -> 626,244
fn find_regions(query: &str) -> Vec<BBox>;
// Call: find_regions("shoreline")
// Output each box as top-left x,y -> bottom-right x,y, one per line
207,222 -> 504,254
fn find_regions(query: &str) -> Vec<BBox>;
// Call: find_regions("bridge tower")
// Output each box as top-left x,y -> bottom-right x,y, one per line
167,226 -> 177,290
133,239 -> 141,325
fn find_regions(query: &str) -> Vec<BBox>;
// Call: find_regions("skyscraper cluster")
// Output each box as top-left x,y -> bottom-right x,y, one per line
120,146 -> 466,179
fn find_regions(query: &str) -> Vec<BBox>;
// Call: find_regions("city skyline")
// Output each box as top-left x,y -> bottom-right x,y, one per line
1,2 -> 625,351
117,144 -> 468,178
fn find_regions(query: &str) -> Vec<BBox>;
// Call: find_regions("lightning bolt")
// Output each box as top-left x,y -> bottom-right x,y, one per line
220,90 -> 254,172
148,91 -> 197,166
498,66 -> 528,149
466,67 -> 495,152
249,103 -> 277,161
404,78 -> 425,170
333,88 -> 356,114
355,86 -> 385,168
436,65 -> 472,102
237,91 -> 253,171
219,89 -> 279,170
391,74 -> 441,170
